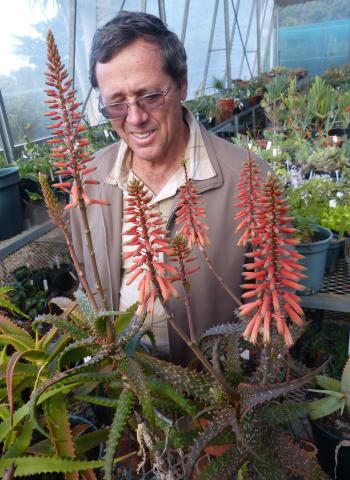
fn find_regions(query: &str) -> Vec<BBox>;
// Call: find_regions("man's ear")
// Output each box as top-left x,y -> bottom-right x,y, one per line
179,75 -> 188,101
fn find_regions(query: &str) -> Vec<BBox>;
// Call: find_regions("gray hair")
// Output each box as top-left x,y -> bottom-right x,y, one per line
90,11 -> 187,90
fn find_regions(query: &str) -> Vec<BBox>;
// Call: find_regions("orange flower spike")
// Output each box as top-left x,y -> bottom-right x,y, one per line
234,151 -> 263,246
240,173 -> 306,346
175,162 -> 210,249
44,30 -> 107,210
122,179 -> 179,315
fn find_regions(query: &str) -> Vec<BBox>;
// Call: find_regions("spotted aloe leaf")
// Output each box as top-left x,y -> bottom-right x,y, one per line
199,323 -> 244,340
103,388 -> 134,480
136,352 -> 222,403
194,445 -> 246,480
117,357 -> 155,428
124,329 -> 156,356
275,431 -> 328,479
239,362 -> 325,417
75,290 -> 96,326
74,395 -> 118,409
260,401 -> 307,425
58,337 -> 98,369
147,378 -> 196,416
184,408 -> 238,477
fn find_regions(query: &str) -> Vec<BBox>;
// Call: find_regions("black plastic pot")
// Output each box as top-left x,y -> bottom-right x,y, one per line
310,419 -> 350,479
0,167 -> 24,240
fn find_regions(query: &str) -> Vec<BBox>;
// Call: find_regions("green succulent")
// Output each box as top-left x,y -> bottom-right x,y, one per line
308,357 -> 350,420
319,203 -> 350,238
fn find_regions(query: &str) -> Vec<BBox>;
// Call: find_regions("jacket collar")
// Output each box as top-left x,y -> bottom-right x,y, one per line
193,124 -> 224,194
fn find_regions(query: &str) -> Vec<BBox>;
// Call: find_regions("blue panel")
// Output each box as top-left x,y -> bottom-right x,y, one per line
279,19 -> 350,76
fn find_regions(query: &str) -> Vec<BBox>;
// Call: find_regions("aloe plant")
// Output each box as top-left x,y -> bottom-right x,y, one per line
308,357 -> 350,420
0,27 -> 331,480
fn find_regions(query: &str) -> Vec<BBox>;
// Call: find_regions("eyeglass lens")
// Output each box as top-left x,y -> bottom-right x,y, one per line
101,92 -> 166,120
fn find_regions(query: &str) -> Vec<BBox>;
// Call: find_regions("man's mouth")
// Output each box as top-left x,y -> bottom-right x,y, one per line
131,130 -> 155,139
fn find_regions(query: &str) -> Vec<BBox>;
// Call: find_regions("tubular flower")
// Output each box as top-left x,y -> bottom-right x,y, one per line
39,173 -> 67,229
175,162 -> 209,249
123,179 -> 179,316
240,173 -> 306,347
234,151 -> 263,246
168,234 -> 200,285
45,30 -> 109,209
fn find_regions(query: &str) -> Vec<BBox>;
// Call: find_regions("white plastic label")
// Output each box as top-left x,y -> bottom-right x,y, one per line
240,349 -> 250,360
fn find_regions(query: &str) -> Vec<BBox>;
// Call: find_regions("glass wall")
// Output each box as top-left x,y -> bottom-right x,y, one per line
278,0 -> 350,76
0,0 -> 71,146
1,0 -> 349,156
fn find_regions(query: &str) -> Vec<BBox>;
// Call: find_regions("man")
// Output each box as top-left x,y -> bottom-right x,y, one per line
71,11 -> 267,364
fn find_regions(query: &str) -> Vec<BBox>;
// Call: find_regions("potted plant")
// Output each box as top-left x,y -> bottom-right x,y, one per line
15,137 -> 54,226
212,76 -> 236,123
260,75 -> 290,133
307,357 -> 350,479
319,201 -> 350,274
286,179 -> 333,293
306,77 -> 338,135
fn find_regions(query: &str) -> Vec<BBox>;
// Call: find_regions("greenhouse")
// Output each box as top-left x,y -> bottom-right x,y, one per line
0,0 -> 350,478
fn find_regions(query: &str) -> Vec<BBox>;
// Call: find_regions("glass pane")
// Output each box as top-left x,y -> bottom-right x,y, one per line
0,0 -> 71,146
279,0 -> 350,76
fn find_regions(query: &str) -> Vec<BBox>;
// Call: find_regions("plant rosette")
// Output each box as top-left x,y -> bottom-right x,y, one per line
307,357 -> 350,479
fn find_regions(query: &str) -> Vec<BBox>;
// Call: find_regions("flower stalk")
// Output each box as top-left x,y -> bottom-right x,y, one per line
39,174 -> 98,311
168,235 -> 199,340
123,180 -> 237,398
45,30 -> 112,340
176,162 -> 243,308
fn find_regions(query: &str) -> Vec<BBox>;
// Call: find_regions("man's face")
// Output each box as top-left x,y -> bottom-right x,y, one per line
96,39 -> 187,164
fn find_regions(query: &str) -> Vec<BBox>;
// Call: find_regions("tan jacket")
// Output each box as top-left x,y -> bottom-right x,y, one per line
70,125 -> 268,364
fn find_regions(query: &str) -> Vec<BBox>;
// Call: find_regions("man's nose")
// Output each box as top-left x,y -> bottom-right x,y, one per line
125,103 -> 149,125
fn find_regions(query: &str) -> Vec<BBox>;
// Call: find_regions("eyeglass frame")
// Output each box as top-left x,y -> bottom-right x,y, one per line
98,81 -> 173,120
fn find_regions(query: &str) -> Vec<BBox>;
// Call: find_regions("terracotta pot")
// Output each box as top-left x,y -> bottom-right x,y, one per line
216,98 -> 235,123
248,95 -> 262,107
255,138 -> 269,149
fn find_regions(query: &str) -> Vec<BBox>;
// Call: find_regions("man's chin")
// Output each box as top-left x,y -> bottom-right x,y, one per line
131,145 -> 163,163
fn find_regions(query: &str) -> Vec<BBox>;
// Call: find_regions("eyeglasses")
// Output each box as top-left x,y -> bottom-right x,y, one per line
99,82 -> 172,120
